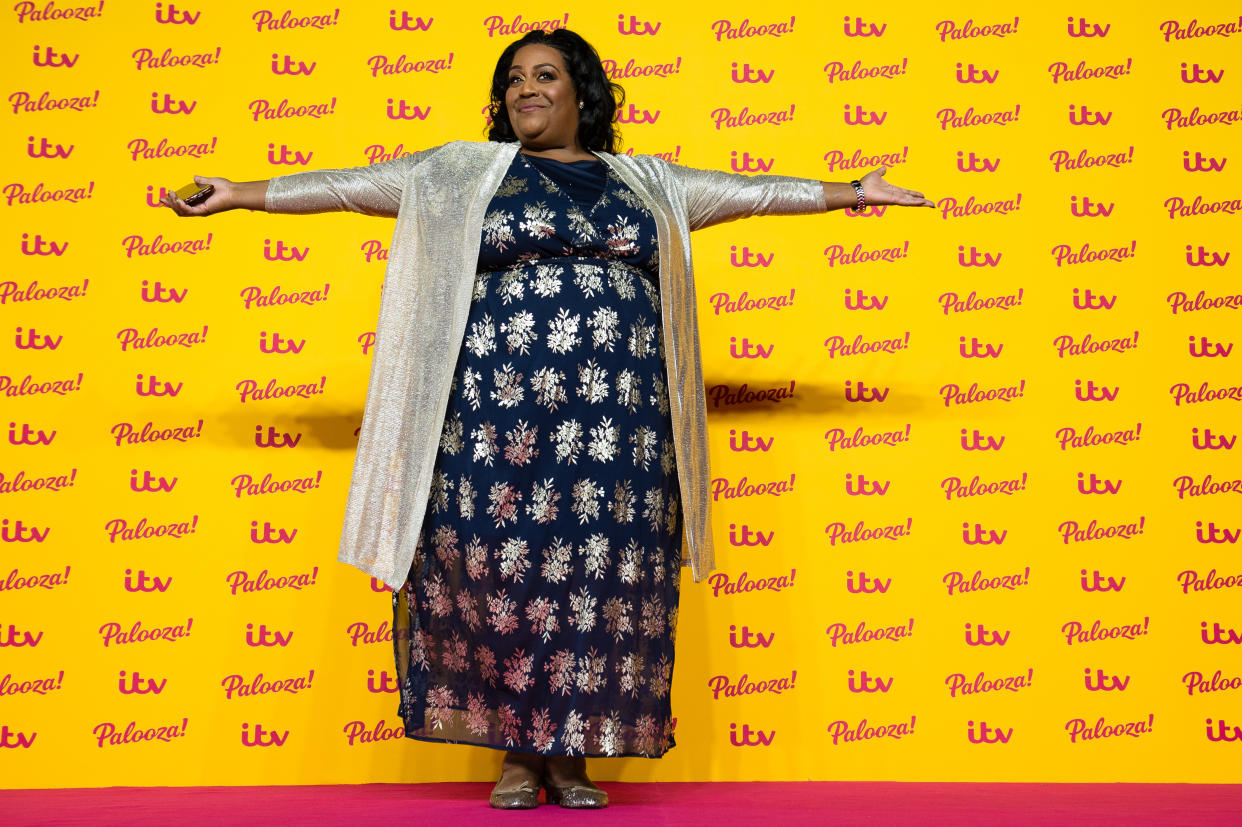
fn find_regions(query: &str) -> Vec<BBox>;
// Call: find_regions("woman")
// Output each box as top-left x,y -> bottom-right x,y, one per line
163,28 -> 932,809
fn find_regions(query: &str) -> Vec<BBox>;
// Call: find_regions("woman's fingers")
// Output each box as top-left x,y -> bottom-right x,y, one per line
891,187 -> 933,207
167,196 -> 193,216
159,176 -> 232,216
160,184 -> 214,216
861,169 -> 936,208
894,185 -> 934,207
160,186 -> 189,214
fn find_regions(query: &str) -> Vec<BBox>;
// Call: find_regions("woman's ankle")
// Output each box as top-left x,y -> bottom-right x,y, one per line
500,751 -> 544,779
543,755 -> 590,786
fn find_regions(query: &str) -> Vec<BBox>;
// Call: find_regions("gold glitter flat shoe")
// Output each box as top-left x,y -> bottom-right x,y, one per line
489,775 -> 540,810
543,778 -> 609,809
490,752 -> 545,809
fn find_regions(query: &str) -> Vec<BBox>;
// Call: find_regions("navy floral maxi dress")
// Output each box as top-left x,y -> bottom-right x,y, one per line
392,151 -> 683,758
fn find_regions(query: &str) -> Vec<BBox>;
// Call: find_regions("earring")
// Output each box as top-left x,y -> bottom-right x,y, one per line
578,101 -> 584,110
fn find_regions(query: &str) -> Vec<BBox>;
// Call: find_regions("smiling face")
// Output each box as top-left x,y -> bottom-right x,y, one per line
504,44 -> 583,154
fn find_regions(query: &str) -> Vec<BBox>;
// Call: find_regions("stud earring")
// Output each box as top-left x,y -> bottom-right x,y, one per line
578,101 -> 584,110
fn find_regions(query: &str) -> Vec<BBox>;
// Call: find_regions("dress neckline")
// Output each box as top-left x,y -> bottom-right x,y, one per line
531,157 -> 601,165
523,154 -> 602,168
518,152 -> 608,214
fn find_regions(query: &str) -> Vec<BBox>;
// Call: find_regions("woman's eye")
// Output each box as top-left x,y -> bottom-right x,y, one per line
508,75 -> 522,85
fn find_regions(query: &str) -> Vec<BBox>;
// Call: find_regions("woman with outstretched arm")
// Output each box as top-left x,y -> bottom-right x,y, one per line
163,27 -> 932,811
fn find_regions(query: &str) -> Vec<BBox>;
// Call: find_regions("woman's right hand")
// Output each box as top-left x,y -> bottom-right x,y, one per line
159,175 -> 235,216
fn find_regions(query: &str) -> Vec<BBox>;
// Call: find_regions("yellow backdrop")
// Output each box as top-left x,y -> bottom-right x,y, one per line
2,0 -> 1240,787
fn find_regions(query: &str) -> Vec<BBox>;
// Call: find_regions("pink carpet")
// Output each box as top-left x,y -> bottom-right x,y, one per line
2,782 -> 1240,825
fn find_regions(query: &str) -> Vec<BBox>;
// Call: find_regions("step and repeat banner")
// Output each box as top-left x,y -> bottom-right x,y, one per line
2,0 -> 1240,788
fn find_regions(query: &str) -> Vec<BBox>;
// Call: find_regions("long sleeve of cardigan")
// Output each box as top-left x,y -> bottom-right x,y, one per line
264,144 -> 448,217
664,162 -> 828,231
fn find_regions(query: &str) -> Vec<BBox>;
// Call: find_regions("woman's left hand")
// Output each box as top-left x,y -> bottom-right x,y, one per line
859,166 -> 934,207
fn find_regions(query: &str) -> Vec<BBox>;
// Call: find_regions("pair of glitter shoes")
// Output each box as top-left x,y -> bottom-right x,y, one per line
489,767 -> 608,809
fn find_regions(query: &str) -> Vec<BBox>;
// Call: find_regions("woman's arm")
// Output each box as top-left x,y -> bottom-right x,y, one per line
664,161 -> 932,231
159,145 -> 447,218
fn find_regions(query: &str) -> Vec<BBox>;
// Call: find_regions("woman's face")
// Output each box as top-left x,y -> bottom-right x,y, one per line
504,44 -> 582,152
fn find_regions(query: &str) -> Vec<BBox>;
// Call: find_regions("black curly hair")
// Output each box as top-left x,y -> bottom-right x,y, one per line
486,29 -> 625,154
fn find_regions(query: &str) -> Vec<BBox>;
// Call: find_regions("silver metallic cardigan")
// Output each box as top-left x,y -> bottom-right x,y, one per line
266,141 -> 827,589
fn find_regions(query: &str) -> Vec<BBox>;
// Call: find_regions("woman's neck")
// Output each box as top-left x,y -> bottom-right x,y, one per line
519,144 -> 597,162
